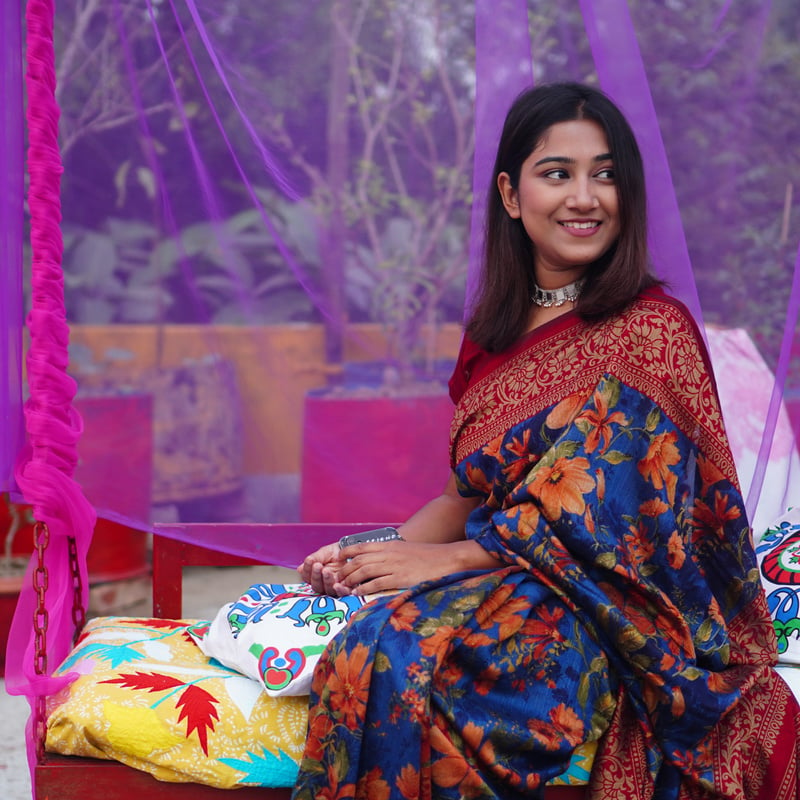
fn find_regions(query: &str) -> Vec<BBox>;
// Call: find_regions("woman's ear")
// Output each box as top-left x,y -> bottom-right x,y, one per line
497,172 -> 520,219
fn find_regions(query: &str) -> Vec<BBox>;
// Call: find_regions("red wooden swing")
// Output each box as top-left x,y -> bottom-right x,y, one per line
33,524 -> 589,800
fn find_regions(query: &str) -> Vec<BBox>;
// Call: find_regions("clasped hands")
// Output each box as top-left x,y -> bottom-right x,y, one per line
298,539 -> 457,596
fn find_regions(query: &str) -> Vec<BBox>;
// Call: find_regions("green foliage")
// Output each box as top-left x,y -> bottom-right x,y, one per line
63,205 -> 317,325
50,0 -> 800,375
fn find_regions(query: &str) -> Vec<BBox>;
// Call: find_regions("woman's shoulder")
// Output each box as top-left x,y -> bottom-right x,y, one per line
618,286 -> 706,348
631,284 -> 697,322
604,286 -> 715,392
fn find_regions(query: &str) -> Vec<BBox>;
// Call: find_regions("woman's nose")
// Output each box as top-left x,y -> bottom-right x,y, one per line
566,180 -> 598,209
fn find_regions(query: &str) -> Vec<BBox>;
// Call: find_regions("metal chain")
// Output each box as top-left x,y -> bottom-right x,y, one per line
67,535 -> 86,643
33,521 -> 50,675
32,521 -> 50,763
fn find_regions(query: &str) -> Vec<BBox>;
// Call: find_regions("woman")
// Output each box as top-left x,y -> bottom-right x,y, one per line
294,83 -> 799,799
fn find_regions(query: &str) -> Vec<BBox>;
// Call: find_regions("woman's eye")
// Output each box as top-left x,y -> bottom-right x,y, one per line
544,168 -> 569,180
595,168 -> 615,180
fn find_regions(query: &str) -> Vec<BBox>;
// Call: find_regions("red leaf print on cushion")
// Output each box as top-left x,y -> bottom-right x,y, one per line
101,671 -> 184,692
174,683 -> 220,756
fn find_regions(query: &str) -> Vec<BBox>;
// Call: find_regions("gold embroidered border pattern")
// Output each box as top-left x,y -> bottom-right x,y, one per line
450,296 -> 737,484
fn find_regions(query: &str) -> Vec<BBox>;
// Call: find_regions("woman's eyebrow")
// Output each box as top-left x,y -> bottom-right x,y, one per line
533,153 -> 613,167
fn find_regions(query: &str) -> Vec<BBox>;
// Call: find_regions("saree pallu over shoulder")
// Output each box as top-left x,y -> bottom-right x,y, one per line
294,291 -> 800,800
450,292 -> 737,486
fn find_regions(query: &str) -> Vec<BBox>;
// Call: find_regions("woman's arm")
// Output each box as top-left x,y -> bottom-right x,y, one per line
396,471 -> 480,543
298,472 -> 497,595
333,474 -> 502,594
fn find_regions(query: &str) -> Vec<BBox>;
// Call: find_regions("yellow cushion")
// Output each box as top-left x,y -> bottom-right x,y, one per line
46,616 -> 308,787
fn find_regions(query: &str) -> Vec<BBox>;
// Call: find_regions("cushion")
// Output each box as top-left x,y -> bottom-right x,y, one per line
46,616 -> 308,788
755,506 -> 800,663
47,615 -> 596,789
188,581 -> 371,697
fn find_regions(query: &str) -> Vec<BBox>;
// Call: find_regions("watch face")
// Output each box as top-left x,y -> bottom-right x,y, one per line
338,528 -> 402,548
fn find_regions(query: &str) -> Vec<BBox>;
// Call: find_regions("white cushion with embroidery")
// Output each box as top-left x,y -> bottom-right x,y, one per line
188,582 -> 370,696
755,506 -> 800,664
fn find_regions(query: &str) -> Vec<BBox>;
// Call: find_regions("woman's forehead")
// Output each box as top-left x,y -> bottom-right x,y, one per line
532,119 -> 611,157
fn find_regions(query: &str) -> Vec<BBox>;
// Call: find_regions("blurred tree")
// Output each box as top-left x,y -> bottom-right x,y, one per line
48,0 -> 800,368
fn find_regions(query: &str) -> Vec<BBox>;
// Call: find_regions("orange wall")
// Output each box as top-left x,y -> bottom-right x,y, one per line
68,323 -> 463,476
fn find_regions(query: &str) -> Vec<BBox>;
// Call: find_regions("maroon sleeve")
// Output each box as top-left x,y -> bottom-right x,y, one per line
448,335 -> 486,404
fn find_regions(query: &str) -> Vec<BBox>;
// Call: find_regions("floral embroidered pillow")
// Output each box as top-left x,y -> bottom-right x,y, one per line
188,582 -> 370,696
755,506 -> 800,663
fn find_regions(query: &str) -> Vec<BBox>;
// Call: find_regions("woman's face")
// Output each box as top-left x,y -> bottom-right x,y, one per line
497,118 -> 620,287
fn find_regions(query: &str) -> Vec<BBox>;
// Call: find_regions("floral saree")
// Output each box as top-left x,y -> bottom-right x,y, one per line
292,289 -> 800,800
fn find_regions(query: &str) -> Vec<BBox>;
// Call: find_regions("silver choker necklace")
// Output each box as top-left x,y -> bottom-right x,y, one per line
531,277 -> 585,308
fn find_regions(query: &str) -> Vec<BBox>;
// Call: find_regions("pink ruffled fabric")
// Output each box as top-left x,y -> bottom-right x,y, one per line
5,0 -> 97,783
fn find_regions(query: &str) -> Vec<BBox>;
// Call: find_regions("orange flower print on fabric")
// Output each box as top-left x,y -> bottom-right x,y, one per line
481,436 -> 504,464
304,708 -> 335,762
672,739 -> 713,774
637,430 -> 681,504
397,687 -> 427,722
640,497 -> 669,517
503,430 -> 539,483
529,456 -> 595,519
520,604 -> 567,661
314,764 -> 357,800
481,594 -> 530,641
465,463 -> 492,496
355,767 -> 392,800
528,703 -> 585,750
584,504 -> 596,534
545,391 -> 587,431
474,663 -> 503,696
666,529 -> 686,570
461,720 -> 488,752
395,764 -> 421,800
419,625 -> 459,659
550,703 -> 586,747
326,642 -> 372,730
696,452 -> 726,495
389,601 -> 422,633
600,583 -> 658,640
595,467 -> 606,502
689,490 -> 742,539
577,391 -> 628,454
430,725 -> 485,796
623,519 -> 656,568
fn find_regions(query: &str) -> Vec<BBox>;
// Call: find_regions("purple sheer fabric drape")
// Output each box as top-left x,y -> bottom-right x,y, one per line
4,1 -> 800,791
579,0 -> 703,325
467,0 -> 532,313
0,0 -> 24,491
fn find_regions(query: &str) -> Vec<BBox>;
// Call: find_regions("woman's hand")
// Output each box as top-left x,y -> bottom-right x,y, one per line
297,542 -> 343,595
298,472 -> 484,596
334,538 -> 503,595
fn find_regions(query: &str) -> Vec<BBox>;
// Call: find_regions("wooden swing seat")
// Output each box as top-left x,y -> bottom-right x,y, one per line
34,525 -> 589,799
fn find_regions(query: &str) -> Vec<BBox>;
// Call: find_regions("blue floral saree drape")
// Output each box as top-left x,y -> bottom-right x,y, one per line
292,289 -> 800,800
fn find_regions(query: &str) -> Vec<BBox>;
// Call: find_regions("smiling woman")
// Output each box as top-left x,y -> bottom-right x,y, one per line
292,82 -> 800,800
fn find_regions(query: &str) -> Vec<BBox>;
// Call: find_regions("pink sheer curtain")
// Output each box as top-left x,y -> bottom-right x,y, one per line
3,0 -> 800,790
0,0 -> 24,491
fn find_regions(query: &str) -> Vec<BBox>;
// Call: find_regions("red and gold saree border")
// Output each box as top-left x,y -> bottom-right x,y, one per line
450,293 -> 738,486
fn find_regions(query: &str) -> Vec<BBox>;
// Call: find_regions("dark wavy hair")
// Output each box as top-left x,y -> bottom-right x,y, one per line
465,81 -> 660,352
